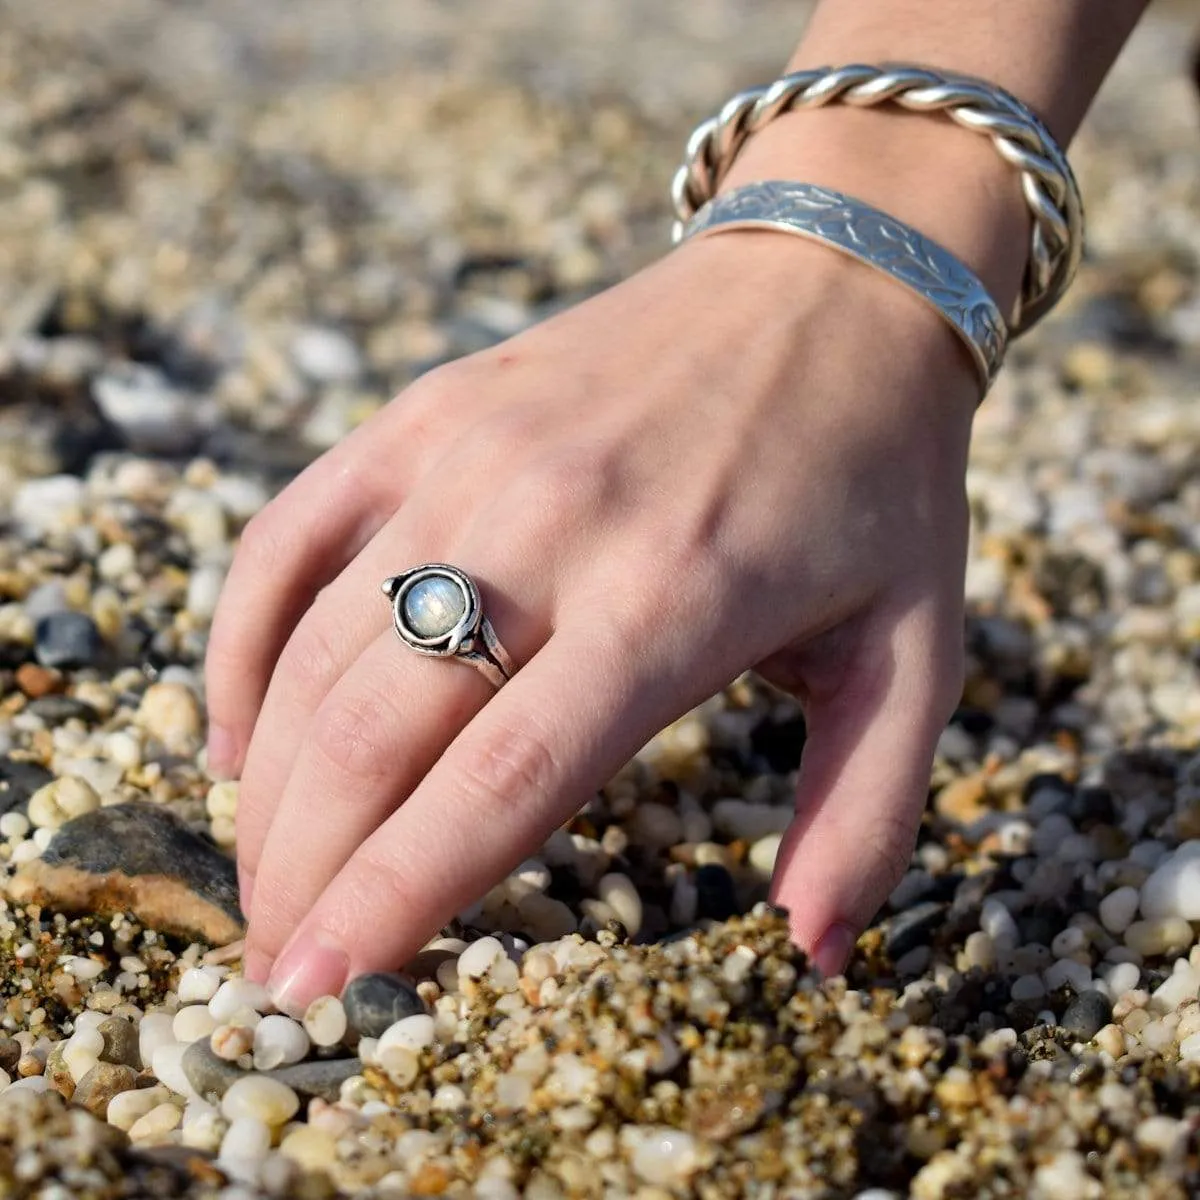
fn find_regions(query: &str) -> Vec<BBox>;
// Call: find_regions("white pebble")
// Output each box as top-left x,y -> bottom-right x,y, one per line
1125,917 -> 1192,957
1103,961 -> 1141,997
178,967 -> 221,1005
1135,1115 -> 1185,1156
1141,844 -> 1200,921
27,777 -> 100,830
209,978 -> 273,1023
1178,1030 -> 1200,1060
302,996 -> 347,1047
627,1126 -> 701,1185
221,1075 -> 300,1126
1032,1150 -> 1098,1200
253,1015 -> 310,1070
458,937 -> 505,980
211,1024 -> 256,1061
596,873 -> 643,938
173,1005 -> 219,1044
64,1028 -> 104,1084
107,1085 -> 172,1131
128,1102 -> 182,1142
0,812 -> 29,839
138,1013 -> 177,1069
151,1043 -> 196,1098
1099,886 -> 1140,934
1050,927 -> 1087,958
748,833 -> 782,876
379,1014 -> 435,1055
980,898 -> 1019,949
378,1044 -> 419,1088
219,1114 -> 272,1163
1044,959 -> 1091,993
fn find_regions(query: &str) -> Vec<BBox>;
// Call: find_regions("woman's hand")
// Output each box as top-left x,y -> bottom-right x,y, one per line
205,229 -> 976,1014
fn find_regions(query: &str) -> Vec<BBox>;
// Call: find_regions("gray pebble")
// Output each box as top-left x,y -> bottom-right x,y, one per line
182,1037 -> 360,1103
0,757 -> 54,817
884,902 -> 947,961
34,612 -> 103,670
1061,990 -> 1114,1042
342,972 -> 426,1039
97,1017 -> 140,1069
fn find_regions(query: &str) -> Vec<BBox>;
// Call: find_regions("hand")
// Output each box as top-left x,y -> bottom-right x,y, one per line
205,230 -> 974,1013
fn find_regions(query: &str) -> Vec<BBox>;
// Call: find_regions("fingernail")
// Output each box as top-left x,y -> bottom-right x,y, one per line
206,724 -> 237,780
812,921 -> 857,979
267,928 -> 349,1017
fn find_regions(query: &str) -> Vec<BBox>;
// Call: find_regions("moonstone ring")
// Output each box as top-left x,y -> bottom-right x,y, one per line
381,564 -> 514,690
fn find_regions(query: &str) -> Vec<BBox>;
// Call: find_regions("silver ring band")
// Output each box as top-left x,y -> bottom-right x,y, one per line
682,180 -> 1007,396
381,564 -> 514,691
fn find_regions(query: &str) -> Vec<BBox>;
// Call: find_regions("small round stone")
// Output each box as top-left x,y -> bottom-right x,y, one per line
402,575 -> 467,639
303,995 -> 347,1047
221,1075 -> 300,1126
342,973 -> 426,1039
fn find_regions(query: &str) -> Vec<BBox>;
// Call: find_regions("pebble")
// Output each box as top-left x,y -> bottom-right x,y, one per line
378,1014 -> 435,1054
135,683 -> 203,754
173,1005 -> 219,1044
26,777 -> 100,830
220,1075 -> 300,1126
458,937 -> 506,980
107,1085 -> 173,1131
884,902 -> 946,960
1125,917 -> 1193,958
597,873 -> 643,937
72,1062 -> 138,1117
1061,991 -> 1114,1041
1140,844 -> 1200,920
302,996 -> 347,1047
626,1126 -> 701,1185
252,1015 -> 309,1069
7,801 -> 243,944
178,966 -> 222,1005
1098,885 -> 1140,933
127,1101 -> 183,1142
182,1036 -> 360,1103
341,972 -> 425,1039
209,978 -> 272,1023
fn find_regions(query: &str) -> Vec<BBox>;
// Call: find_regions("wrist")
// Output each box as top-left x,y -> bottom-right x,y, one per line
718,105 -> 1031,318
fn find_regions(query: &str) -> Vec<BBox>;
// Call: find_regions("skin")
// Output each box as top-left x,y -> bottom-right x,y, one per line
205,0 -> 1149,1014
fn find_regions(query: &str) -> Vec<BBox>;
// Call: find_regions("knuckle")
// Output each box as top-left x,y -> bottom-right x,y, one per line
310,684 -> 397,783
863,809 -> 920,896
339,849 -> 426,923
456,718 -> 558,816
276,617 -> 342,699
235,506 -> 292,577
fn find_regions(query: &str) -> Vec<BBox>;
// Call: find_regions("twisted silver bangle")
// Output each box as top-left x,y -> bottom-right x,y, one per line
671,64 -> 1084,335
684,181 -> 1007,396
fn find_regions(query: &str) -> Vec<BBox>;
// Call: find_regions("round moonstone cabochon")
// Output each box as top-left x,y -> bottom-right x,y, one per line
402,574 -> 468,640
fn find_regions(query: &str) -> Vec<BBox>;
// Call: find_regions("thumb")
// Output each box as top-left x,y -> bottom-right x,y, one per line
769,600 -> 963,977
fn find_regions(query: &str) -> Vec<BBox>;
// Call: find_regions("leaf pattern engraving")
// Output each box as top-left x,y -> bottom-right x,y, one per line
685,182 -> 1008,390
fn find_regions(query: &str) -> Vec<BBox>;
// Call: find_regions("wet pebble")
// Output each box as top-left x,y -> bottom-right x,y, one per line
1062,991 -> 1114,1042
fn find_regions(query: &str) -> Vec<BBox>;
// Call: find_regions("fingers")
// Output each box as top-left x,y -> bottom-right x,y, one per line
263,625 -> 669,1014
243,606 -> 538,976
770,597 -> 963,977
204,421 -> 416,779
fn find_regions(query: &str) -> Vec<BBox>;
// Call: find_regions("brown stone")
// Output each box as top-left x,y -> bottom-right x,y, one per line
15,664 -> 63,699
73,1062 -> 138,1117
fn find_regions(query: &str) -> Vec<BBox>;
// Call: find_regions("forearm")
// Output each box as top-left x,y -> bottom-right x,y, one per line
722,0 -> 1150,313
